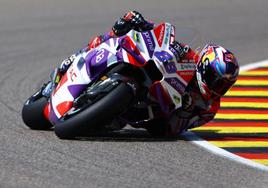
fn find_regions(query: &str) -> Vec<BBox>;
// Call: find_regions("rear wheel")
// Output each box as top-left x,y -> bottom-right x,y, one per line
22,92 -> 52,130
54,83 -> 135,139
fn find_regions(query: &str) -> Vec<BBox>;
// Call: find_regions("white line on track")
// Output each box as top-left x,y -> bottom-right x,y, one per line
183,59 -> 268,172
240,59 -> 268,72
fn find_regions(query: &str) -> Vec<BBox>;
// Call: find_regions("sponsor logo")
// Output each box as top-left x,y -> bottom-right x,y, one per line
164,24 -> 171,45
181,59 -> 195,63
164,61 -> 177,73
165,77 -> 186,94
154,24 -> 166,46
133,32 -> 140,43
158,26 -> 165,45
179,71 -> 195,76
177,63 -> 196,70
170,25 -> 175,43
173,95 -> 181,104
171,25 -> 175,36
142,32 -> 155,57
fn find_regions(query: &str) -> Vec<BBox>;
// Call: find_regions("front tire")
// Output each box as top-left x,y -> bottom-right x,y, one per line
22,95 -> 53,130
54,83 -> 135,139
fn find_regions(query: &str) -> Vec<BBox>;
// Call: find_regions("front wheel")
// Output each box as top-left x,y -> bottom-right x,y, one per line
54,83 -> 135,139
22,92 -> 53,130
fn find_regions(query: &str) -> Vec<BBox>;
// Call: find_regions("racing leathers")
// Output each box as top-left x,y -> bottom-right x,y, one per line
58,11 -> 220,137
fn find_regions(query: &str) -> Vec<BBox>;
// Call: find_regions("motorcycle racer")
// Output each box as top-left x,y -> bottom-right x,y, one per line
55,11 -> 239,137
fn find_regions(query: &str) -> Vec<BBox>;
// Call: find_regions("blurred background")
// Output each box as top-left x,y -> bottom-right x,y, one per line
1,0 -> 268,65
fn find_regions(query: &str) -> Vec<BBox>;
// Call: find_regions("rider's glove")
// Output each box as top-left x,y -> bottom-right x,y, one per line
170,41 -> 190,61
112,11 -> 153,36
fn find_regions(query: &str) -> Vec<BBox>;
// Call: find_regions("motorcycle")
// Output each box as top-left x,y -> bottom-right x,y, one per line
22,22 -> 196,139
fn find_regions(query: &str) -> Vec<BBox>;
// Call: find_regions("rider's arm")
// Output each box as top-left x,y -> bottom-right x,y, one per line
170,41 -> 199,64
165,112 -> 216,136
167,99 -> 220,136
112,11 -> 154,35
88,11 -> 154,50
143,100 -> 219,137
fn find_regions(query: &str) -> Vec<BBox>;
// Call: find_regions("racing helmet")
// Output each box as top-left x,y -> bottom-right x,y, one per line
196,44 -> 239,98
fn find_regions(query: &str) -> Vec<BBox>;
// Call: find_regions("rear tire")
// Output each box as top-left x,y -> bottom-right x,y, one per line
22,96 -> 53,130
54,83 -> 135,139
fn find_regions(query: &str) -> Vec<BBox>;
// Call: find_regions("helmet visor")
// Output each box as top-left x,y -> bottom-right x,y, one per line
203,64 -> 235,96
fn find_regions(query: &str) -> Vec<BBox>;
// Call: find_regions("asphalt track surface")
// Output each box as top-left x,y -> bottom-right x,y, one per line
1,0 -> 268,187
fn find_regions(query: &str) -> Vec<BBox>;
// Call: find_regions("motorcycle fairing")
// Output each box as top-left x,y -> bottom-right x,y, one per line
49,52 -> 92,123
48,22 -> 196,123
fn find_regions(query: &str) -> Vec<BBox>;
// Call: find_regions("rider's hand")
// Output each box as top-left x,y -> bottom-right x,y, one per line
112,18 -> 132,36
125,11 -> 146,29
112,11 -> 152,36
170,41 -> 190,61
